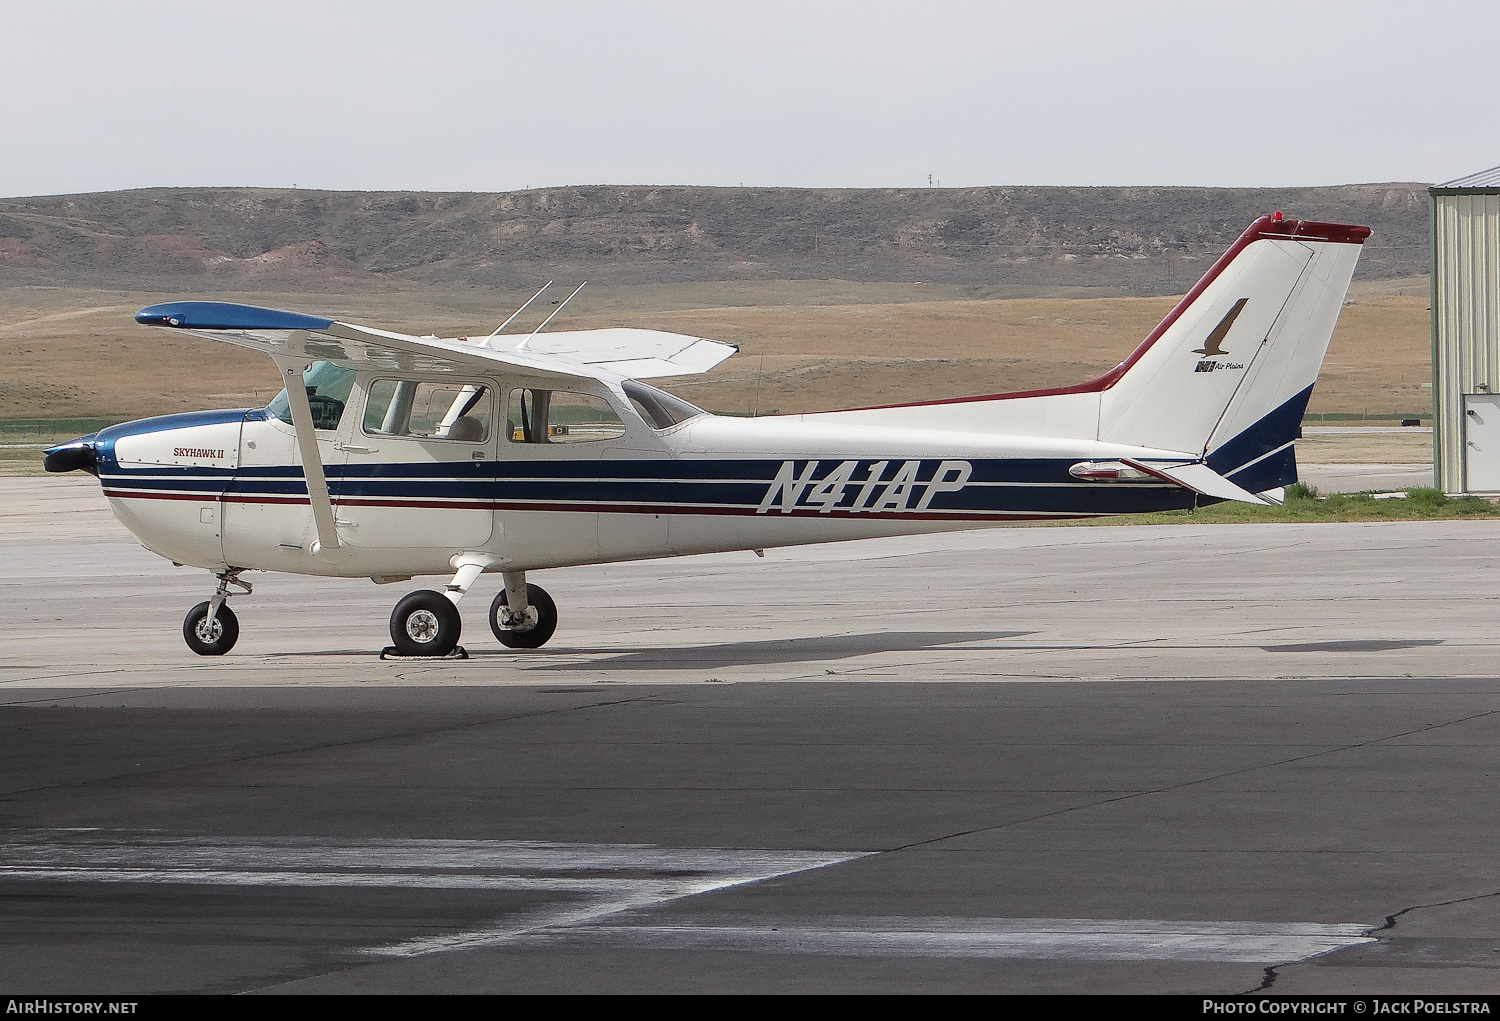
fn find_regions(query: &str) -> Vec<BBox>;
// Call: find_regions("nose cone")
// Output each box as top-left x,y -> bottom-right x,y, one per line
43,434 -> 98,475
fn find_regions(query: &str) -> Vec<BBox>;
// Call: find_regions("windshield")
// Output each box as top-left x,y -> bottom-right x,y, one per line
267,361 -> 357,430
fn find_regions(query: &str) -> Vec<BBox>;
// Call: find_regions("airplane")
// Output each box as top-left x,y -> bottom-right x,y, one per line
44,212 -> 1370,658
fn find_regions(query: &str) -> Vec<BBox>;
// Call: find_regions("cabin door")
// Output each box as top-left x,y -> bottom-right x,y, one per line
335,377 -> 497,550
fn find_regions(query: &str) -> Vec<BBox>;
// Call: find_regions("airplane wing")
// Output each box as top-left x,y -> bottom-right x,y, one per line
133,300 -> 738,560
502,327 -> 737,378
134,301 -> 737,383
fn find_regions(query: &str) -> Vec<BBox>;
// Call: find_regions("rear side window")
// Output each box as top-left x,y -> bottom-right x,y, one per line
507,389 -> 625,443
622,379 -> 705,429
363,380 -> 491,441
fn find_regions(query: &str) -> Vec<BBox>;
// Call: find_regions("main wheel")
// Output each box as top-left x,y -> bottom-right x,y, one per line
489,583 -> 558,649
389,590 -> 462,657
183,601 -> 239,656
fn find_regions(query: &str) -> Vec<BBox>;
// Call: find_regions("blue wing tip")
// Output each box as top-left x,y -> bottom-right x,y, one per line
136,301 -> 334,331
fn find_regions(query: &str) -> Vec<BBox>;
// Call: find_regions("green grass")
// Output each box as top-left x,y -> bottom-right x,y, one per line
0,418 -> 126,444
0,417 -> 123,431
0,449 -> 47,476
0,419 -> 127,475
1301,413 -> 1429,423
1056,485 -> 1500,526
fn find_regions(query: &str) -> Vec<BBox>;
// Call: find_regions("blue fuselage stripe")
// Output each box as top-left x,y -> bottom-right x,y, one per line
98,456 -> 1197,517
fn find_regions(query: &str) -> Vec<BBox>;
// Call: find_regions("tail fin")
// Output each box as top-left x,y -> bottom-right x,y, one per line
801,214 -> 1367,491
1098,215 -> 1369,490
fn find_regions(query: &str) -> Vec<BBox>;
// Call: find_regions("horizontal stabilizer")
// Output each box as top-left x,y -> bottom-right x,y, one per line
1121,458 -> 1273,506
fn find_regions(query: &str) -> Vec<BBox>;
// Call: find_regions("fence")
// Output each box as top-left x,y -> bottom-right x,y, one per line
0,418 -> 127,443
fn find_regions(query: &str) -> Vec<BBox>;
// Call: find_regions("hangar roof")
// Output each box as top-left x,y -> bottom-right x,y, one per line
1433,164 -> 1500,192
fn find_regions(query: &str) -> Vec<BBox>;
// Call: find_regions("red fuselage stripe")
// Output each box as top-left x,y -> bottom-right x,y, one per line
102,489 -> 1091,522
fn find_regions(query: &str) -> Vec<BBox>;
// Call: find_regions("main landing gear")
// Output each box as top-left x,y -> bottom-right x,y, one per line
183,570 -> 251,656
180,566 -> 558,658
387,569 -> 558,658
489,579 -> 558,649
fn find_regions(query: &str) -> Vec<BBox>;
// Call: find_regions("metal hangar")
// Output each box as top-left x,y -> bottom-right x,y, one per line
1432,165 -> 1500,493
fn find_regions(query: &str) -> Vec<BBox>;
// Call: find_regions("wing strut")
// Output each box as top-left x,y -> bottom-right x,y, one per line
273,352 -> 341,553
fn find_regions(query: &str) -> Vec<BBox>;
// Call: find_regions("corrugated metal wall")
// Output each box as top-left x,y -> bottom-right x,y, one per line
1433,192 -> 1500,492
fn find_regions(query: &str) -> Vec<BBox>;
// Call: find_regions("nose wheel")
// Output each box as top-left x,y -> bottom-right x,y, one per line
183,601 -> 239,656
182,570 -> 251,656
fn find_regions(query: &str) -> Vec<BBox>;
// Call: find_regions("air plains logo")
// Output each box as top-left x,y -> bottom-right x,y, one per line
756,459 -> 972,515
1193,297 -> 1247,373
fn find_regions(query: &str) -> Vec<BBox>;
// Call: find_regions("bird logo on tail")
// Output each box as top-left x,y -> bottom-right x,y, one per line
1194,297 -> 1248,357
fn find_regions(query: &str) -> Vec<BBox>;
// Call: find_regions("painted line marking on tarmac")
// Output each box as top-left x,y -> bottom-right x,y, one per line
535,915 -> 1376,963
0,831 -> 865,958
0,831 -> 1375,963
0,833 -> 847,874
0,868 -> 754,896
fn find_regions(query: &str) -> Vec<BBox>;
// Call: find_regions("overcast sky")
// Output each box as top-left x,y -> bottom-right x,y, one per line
2,0 -> 1494,198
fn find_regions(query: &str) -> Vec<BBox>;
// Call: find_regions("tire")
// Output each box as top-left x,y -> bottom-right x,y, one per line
389,590 -> 462,657
489,583 -> 558,649
183,601 -> 239,656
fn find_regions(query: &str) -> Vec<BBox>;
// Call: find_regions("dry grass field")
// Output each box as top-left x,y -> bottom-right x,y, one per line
0,277 -> 1431,428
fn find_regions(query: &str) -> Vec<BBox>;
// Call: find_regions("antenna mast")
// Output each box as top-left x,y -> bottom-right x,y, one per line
519,282 -> 587,348
483,281 -> 553,344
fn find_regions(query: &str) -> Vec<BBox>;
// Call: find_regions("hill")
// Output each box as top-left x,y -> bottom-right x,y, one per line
0,183 -> 1429,295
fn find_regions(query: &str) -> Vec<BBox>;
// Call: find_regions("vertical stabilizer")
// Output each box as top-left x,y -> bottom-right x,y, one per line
1097,215 -> 1368,489
780,214 -> 1368,480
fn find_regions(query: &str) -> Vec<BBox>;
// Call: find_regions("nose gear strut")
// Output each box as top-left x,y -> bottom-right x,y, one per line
182,569 -> 252,656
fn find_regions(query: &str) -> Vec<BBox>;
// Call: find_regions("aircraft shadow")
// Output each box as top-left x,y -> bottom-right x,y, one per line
1259,639 -> 1445,653
493,630 -> 1034,671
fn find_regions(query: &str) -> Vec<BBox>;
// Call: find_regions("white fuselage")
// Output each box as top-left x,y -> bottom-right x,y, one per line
94,372 -> 1201,581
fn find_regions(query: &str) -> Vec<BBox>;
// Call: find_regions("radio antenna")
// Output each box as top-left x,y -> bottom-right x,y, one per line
520,282 -> 586,346
485,281 -> 552,341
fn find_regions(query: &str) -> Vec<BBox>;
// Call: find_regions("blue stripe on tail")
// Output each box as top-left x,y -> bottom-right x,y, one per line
1205,385 -> 1314,492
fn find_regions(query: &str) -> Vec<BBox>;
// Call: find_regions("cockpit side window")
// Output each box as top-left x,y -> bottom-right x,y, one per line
362,379 -> 492,441
267,361 -> 356,430
622,379 -> 706,429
